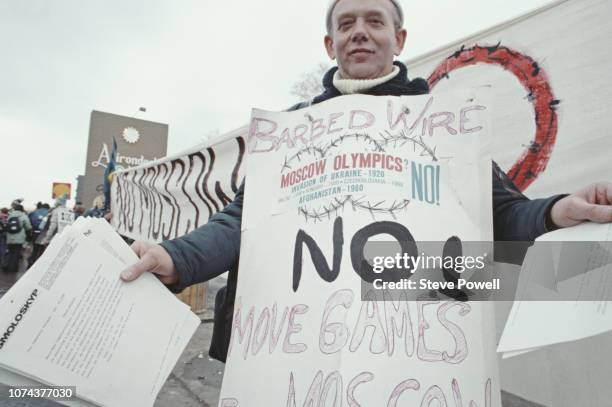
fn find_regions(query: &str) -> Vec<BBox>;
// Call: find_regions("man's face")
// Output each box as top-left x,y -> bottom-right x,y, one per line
325,0 -> 407,80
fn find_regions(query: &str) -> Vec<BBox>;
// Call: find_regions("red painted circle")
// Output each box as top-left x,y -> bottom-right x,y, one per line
427,44 -> 559,191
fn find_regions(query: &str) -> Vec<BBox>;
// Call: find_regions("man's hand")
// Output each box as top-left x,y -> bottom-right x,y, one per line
120,241 -> 179,285
550,182 -> 612,228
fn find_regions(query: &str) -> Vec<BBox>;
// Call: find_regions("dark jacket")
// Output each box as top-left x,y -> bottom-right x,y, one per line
161,61 -> 567,362
29,208 -> 49,231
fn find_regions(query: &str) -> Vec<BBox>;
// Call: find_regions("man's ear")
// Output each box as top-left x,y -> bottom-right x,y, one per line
394,28 -> 407,56
324,35 -> 336,60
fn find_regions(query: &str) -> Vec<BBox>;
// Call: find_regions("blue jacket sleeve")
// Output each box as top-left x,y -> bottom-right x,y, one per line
160,180 -> 244,293
492,161 -> 568,241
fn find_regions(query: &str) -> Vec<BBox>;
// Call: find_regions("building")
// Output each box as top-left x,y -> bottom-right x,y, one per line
80,110 -> 168,209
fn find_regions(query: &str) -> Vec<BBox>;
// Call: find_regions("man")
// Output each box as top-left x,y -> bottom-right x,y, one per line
28,202 -> 47,233
0,208 -> 9,268
27,202 -> 49,267
73,201 -> 85,220
40,194 -> 73,246
121,0 -> 612,362
84,196 -> 106,218
4,200 -> 32,273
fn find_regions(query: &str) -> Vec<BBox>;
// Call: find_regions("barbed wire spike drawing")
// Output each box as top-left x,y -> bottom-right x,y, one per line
297,195 -> 411,222
282,157 -> 291,172
379,129 -> 439,162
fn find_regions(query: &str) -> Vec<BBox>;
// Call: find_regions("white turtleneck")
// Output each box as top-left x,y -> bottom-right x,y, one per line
333,65 -> 401,95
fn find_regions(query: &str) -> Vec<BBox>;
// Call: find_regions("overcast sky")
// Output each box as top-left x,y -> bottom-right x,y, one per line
0,0 -> 553,209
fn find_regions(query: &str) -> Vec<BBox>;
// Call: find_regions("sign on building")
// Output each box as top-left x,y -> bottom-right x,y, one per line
51,182 -> 71,200
81,110 -> 168,210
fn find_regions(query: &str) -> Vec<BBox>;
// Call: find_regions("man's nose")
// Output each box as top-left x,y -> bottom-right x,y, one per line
350,18 -> 369,42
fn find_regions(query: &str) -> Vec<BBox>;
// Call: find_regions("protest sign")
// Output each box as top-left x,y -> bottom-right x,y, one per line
218,91 -> 501,406
56,207 -> 75,235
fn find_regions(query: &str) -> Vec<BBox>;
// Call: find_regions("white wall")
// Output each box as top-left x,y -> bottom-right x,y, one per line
406,0 -> 612,405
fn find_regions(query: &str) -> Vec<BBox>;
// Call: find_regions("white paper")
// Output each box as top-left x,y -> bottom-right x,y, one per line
498,222 -> 612,355
0,218 -> 200,406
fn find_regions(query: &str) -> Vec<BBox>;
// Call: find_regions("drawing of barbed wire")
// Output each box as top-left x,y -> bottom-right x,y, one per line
281,132 -> 385,173
297,195 -> 410,222
378,129 -> 448,162
281,145 -> 326,172
281,127 -> 453,173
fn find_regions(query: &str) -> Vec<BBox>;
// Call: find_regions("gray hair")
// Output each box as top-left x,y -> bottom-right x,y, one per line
325,0 -> 404,35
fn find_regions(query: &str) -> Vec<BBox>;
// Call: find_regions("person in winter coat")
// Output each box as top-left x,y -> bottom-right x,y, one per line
72,201 -> 85,220
4,200 -> 32,273
84,196 -> 106,218
0,208 -> 9,268
120,0 -> 612,362
28,202 -> 48,236
28,203 -> 50,267
40,194 -> 73,246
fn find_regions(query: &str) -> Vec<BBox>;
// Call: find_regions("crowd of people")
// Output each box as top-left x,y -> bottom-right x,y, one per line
0,195 -> 108,274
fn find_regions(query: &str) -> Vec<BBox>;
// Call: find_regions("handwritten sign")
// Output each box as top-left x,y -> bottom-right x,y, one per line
219,91 -> 501,406
56,207 -> 74,234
